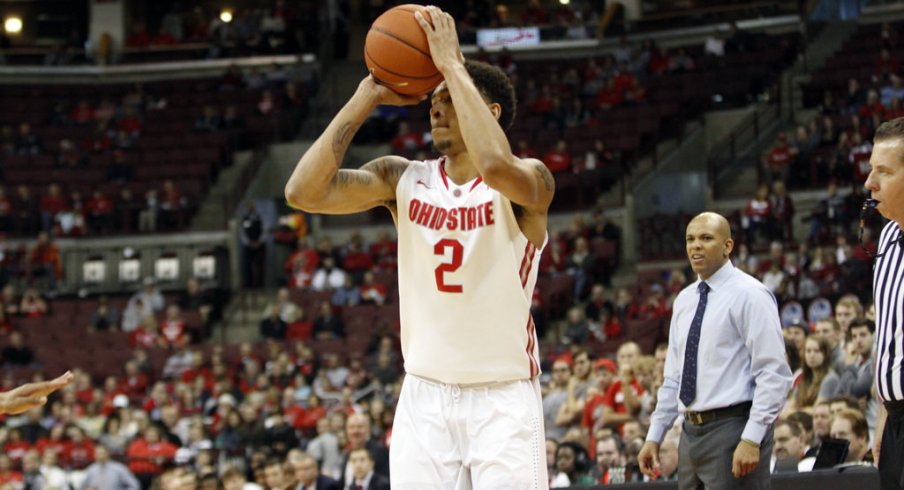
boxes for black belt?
[685,401,753,426]
[884,399,904,415]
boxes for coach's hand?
[638,441,661,479]
[0,371,73,415]
[731,439,760,478]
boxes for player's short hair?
[849,318,875,334]
[465,59,517,131]
[874,117,904,143]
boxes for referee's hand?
[638,441,661,479]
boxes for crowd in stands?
[122,2,322,62]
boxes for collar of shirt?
[696,259,734,291]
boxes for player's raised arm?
[416,7,554,213]
[285,76,422,215]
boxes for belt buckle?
[687,411,704,425]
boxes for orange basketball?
[364,4,443,96]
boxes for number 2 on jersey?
[434,238,463,293]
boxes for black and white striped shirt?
[874,221,904,402]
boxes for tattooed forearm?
[332,121,361,162]
[334,170,375,189]
[534,162,555,193]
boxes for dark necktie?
[679,281,709,406]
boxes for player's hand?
[0,371,73,415]
[637,441,661,479]
[415,7,465,73]
[731,440,760,479]
[357,76,426,106]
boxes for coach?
[638,212,792,489]
[865,118,904,490]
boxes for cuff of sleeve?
[741,421,767,445]
[647,423,668,444]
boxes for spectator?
[312,301,344,339]
[704,29,725,57]
[194,106,223,132]
[359,271,388,306]
[839,319,874,403]
[138,189,161,232]
[160,304,189,347]
[14,123,42,156]
[39,183,68,233]
[340,414,389,487]
[770,181,795,242]
[551,441,593,487]
[390,121,424,154]
[85,190,115,234]
[2,331,34,367]
[764,133,793,183]
[346,447,391,490]
[260,305,287,341]
[588,435,631,484]
[26,231,62,291]
[106,150,134,183]
[814,318,846,372]
[240,201,265,290]
[772,420,810,472]
[566,236,594,300]
[179,277,215,327]
[131,315,162,348]
[305,417,342,480]
[126,425,178,488]
[312,257,346,292]
[544,139,573,173]
[834,296,862,338]
[331,275,361,307]
[158,180,186,231]
[341,233,373,283]
[790,337,839,412]
[18,287,47,317]
[830,408,871,463]
[808,181,848,244]
[875,48,900,79]
[221,463,263,490]
[291,451,341,490]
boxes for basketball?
[364,4,443,96]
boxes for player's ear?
[488,102,502,121]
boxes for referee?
[865,118,904,490]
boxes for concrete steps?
[190,151,256,231]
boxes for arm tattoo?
[334,170,375,189]
[534,162,555,193]
[332,121,360,162]
[366,157,408,183]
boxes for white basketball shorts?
[389,374,549,490]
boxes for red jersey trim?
[438,157,450,190]
[525,316,539,377]
[437,157,485,193]
[519,241,537,287]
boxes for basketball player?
[285,6,554,489]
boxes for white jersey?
[395,157,546,384]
